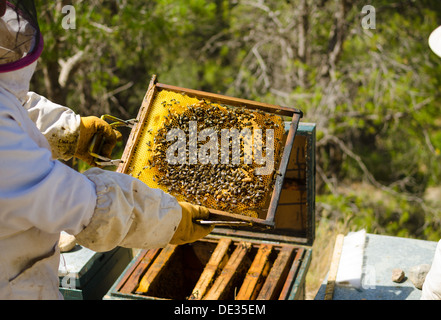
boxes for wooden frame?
[106,237,309,300]
[210,122,316,246]
[104,122,316,301]
[117,75,303,229]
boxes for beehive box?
[58,245,133,300]
[105,122,315,300]
[116,75,303,228]
[216,122,316,246]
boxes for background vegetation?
[31,0,441,297]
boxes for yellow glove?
[169,202,214,245]
[75,116,121,166]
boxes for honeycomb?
[126,89,286,218]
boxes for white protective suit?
[0,5,182,300]
[422,240,441,299]
[421,25,441,300]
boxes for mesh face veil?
[0,1,6,17]
[0,0,43,72]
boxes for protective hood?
[0,60,36,102]
[0,1,43,73]
[429,25,441,58]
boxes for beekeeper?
[421,25,441,300]
[0,0,213,299]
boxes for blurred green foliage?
[31,0,441,240]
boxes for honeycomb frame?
[117,75,303,229]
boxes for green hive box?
[58,243,133,300]
[104,122,316,300]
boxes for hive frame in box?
[105,237,311,300]
[105,122,316,301]
[212,122,316,246]
[117,75,303,229]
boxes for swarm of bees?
[133,93,285,217]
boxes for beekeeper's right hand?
[169,202,214,245]
[75,116,121,166]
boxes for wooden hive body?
[106,118,316,300]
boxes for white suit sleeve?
[0,109,96,236]
[75,168,182,252]
[1,102,182,252]
[23,91,80,161]
[421,240,441,300]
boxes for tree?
[31,0,441,240]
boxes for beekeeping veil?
[0,0,43,72]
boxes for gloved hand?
[58,232,77,252]
[74,116,121,166]
[169,202,214,245]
